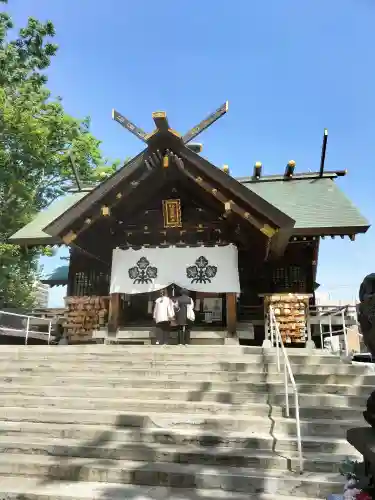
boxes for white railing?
[310,304,358,356]
[0,310,52,345]
[269,306,303,473]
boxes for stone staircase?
[0,345,372,499]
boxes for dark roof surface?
[243,177,369,230]
[8,174,369,244]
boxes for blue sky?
[5,0,375,306]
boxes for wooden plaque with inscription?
[162,199,182,228]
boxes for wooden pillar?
[108,293,120,333]
[226,292,237,335]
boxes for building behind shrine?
[9,104,370,345]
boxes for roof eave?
[43,150,147,238]
[292,225,370,236]
[178,147,296,230]
[8,236,60,246]
[40,279,68,287]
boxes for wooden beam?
[226,292,237,335]
[187,143,203,153]
[68,152,83,191]
[267,229,293,259]
[62,231,77,245]
[182,101,229,144]
[112,109,148,143]
[108,293,120,333]
[152,111,170,133]
[170,153,276,236]
[284,160,296,178]
[61,157,160,243]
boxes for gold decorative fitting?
[222,165,229,173]
[288,160,296,167]
[84,218,92,224]
[116,192,122,199]
[255,162,262,168]
[144,226,148,230]
[195,176,203,183]
[244,212,250,219]
[144,130,157,141]
[212,188,218,195]
[198,224,203,229]
[162,199,182,228]
[62,231,77,245]
[224,200,233,212]
[260,224,277,238]
[101,205,110,216]
[152,111,166,119]
[163,155,169,168]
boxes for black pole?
[69,152,82,191]
[319,128,328,177]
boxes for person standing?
[174,288,195,346]
[153,289,174,346]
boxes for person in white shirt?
[153,289,174,346]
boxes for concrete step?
[0,407,362,436]
[0,345,334,354]
[0,384,368,407]
[1,369,372,386]
[0,352,342,365]
[0,454,344,497]
[0,377,372,396]
[0,436,359,473]
[0,360,366,374]
[0,394,365,420]
[0,395,272,415]
[0,421,360,455]
[0,476,328,500]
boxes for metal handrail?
[0,310,52,345]
[269,305,303,473]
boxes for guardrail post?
[47,320,52,345]
[25,317,30,345]
[319,321,324,350]
[328,315,334,353]
[341,309,349,356]
[305,305,315,351]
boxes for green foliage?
[0,4,119,308]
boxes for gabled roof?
[8,173,369,245]
[41,145,294,240]
[41,265,69,286]
[42,150,148,238]
[242,175,369,233]
[9,192,87,245]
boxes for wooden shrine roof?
[9,172,369,246]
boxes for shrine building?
[9,103,370,345]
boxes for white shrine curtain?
[110,244,240,295]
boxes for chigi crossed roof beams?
[41,102,295,258]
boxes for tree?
[0,4,119,308]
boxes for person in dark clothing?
[174,288,195,345]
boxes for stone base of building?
[92,328,231,345]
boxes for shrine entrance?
[108,245,240,333]
[121,286,227,328]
